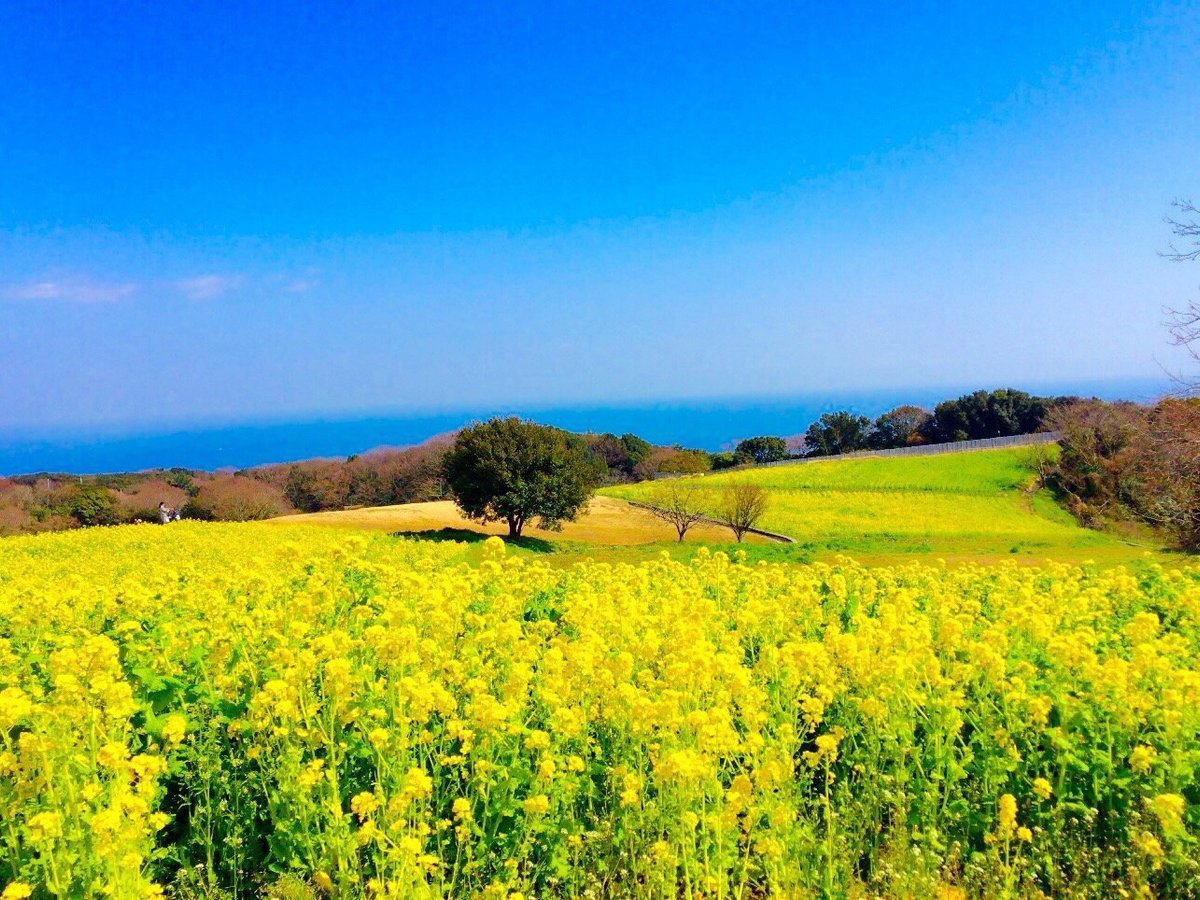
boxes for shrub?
[184,475,292,521]
[112,480,190,523]
[68,484,119,527]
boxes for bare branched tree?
[716,482,769,542]
[1167,303,1199,361]
[1163,199,1200,263]
[1162,199,1200,391]
[646,480,709,542]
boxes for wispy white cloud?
[173,274,245,300]
[4,271,301,305]
[284,278,318,294]
[265,270,321,295]
[1,279,140,304]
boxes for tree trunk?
[508,515,523,538]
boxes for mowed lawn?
[269,496,768,546]
[604,448,1169,566]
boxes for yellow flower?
[1032,778,1052,800]
[997,794,1018,838]
[97,741,130,769]
[297,759,325,790]
[1026,695,1053,727]
[402,767,433,800]
[161,713,187,746]
[1016,826,1032,842]
[803,731,842,767]
[1149,793,1186,831]
[350,792,379,820]
[1129,745,1157,774]
[2,883,34,899]
[727,773,753,804]
[90,807,123,837]
[524,729,551,752]
[522,794,550,816]
[312,870,334,893]
[0,687,32,729]
[1134,830,1164,866]
[130,754,167,779]
[619,773,642,808]
[27,811,63,843]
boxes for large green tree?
[587,432,654,481]
[442,418,605,538]
[734,436,788,464]
[921,389,1051,443]
[868,406,931,449]
[804,411,871,457]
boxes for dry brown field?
[269,496,768,545]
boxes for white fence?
[760,430,1062,466]
[653,431,1060,479]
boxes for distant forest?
[0,387,1128,536]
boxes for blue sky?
[2,1,1198,434]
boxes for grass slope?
[604,448,1167,566]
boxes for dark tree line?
[799,389,1073,458]
[0,428,679,535]
[265,442,451,513]
[703,388,1079,470]
[0,470,292,533]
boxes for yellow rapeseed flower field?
[0,522,1197,897]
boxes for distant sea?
[0,377,1173,476]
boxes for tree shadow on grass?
[392,527,556,553]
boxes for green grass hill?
[603,448,1167,566]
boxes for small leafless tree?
[716,482,769,542]
[1162,199,1200,392]
[647,480,709,542]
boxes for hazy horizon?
[0,374,1171,476]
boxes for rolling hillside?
[604,448,1161,565]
